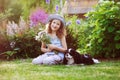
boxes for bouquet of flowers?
[35,31,58,54]
[35,31,51,44]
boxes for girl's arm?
[48,36,67,52]
[41,42,51,53]
[60,36,67,52]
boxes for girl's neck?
[49,31,57,38]
[51,30,57,34]
[51,31,57,35]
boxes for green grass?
[0,59,120,80]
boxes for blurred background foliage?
[85,0,120,58]
[0,0,64,22]
[0,0,120,59]
[0,0,67,59]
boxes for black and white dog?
[63,48,100,65]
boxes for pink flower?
[29,8,48,27]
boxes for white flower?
[35,36,40,41]
[35,31,51,44]
[10,41,16,48]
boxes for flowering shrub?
[11,29,41,58]
[65,16,81,50]
[65,15,91,52]
[29,8,48,27]
[1,17,42,59]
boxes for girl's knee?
[32,59,37,64]
[43,58,55,65]
[32,58,42,64]
[32,54,47,65]
[42,56,62,65]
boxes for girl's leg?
[43,55,62,65]
[32,54,48,64]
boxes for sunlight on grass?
[0,59,120,80]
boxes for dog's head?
[65,48,76,59]
[63,48,77,65]
[63,48,83,65]
[65,51,72,60]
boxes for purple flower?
[55,5,59,12]
[76,19,81,25]
[29,8,48,27]
[46,0,50,4]
[66,21,72,26]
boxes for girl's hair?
[46,19,66,39]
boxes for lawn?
[0,59,120,80]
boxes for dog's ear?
[68,48,72,52]
[68,48,76,53]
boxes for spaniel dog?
[63,48,100,65]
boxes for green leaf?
[107,26,115,32]
[98,38,103,43]
[14,48,20,51]
[116,43,120,49]
[114,35,120,41]
[116,30,120,34]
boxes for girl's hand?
[47,48,52,52]
[47,44,57,51]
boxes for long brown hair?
[46,19,66,39]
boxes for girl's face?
[50,19,61,32]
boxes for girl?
[32,14,67,65]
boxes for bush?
[65,15,92,52]
[10,29,42,58]
[0,9,13,53]
[1,17,43,59]
[66,28,79,50]
[85,1,120,58]
[65,15,80,50]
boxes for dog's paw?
[92,58,100,64]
